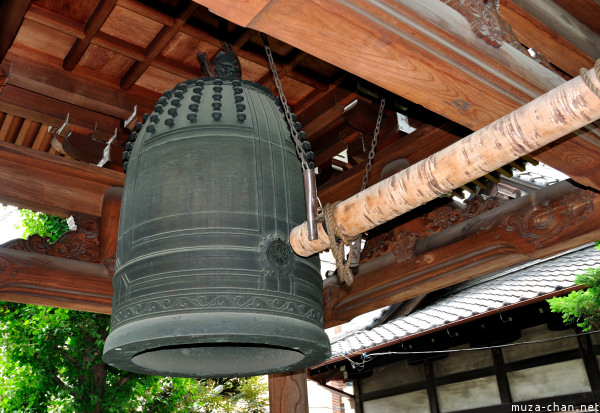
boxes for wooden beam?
[510,0,600,62]
[0,141,124,217]
[120,2,199,90]
[292,68,600,256]
[268,370,309,413]
[0,247,112,314]
[322,181,600,327]
[0,1,32,61]
[63,0,119,71]
[193,0,600,189]
[499,0,595,77]
[4,57,157,129]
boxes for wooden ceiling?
[2,0,597,202]
[1,0,600,325]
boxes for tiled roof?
[330,244,600,358]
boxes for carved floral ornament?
[0,215,118,275]
[441,0,552,68]
[2,216,101,262]
[503,190,595,247]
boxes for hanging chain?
[261,33,309,171]
[361,98,386,190]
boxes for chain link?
[262,34,310,170]
[361,98,386,191]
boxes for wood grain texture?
[0,140,124,217]
[268,370,309,413]
[0,247,112,314]
[499,0,594,77]
[0,0,32,61]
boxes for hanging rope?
[323,203,357,286]
[580,59,600,99]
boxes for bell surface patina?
[103,58,330,377]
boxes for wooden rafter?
[0,0,32,61]
[120,2,199,89]
[63,0,118,71]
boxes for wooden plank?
[190,0,270,27]
[63,0,119,71]
[268,371,309,413]
[13,119,38,147]
[0,84,121,134]
[120,2,199,90]
[31,123,53,152]
[0,140,124,218]
[0,247,112,314]
[6,57,155,123]
[322,181,600,327]
[511,0,600,61]
[499,0,594,77]
[25,3,85,39]
[554,0,600,37]
[0,0,32,61]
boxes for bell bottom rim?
[103,311,331,378]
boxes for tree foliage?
[547,242,600,332]
[0,211,268,412]
[16,210,69,242]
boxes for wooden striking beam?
[0,248,112,314]
[322,180,600,327]
[290,66,600,256]
[317,123,464,204]
[0,141,124,218]
[0,1,32,61]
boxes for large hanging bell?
[103,53,330,378]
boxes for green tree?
[547,242,600,332]
[16,210,69,243]
[0,211,268,412]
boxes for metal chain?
[261,33,310,170]
[361,98,386,190]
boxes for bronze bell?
[103,49,330,378]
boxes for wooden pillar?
[268,370,309,413]
[424,360,440,413]
[492,347,512,404]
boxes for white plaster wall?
[502,325,578,363]
[360,359,424,394]
[434,344,493,377]
[508,359,591,402]
[437,376,501,412]
[363,389,429,413]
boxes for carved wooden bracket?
[325,181,600,327]
[442,0,556,72]
[423,195,501,233]
[2,216,101,262]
